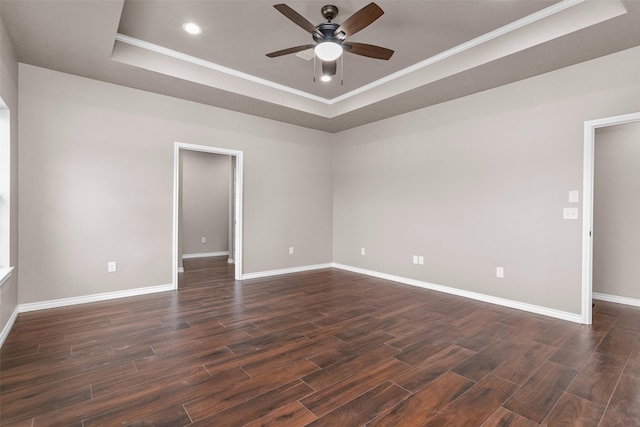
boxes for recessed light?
[182,22,202,35]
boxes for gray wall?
[332,46,640,315]
[593,121,640,299]
[181,150,231,256]
[10,40,640,316]
[0,7,19,337]
[18,64,333,304]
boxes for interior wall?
[181,151,231,256]
[18,64,333,305]
[0,7,19,336]
[332,46,640,316]
[593,121,640,299]
[12,39,640,317]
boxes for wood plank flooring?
[1,256,639,426]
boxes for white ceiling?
[2,0,640,133]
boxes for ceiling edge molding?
[329,0,587,104]
[112,0,626,120]
[114,33,331,105]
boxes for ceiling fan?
[266,2,394,81]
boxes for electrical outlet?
[108,261,117,273]
[496,267,504,278]
[563,207,579,220]
[361,248,366,256]
[201,236,206,244]
[289,247,294,255]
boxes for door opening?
[582,112,640,324]
[173,142,244,287]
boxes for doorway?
[582,112,640,324]
[173,142,243,286]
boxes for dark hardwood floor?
[1,256,639,426]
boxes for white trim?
[593,292,640,308]
[177,266,184,273]
[228,258,234,264]
[333,264,583,324]
[0,266,14,287]
[0,306,18,347]
[115,34,330,105]
[116,0,587,107]
[234,153,244,281]
[18,284,174,313]
[174,142,243,283]
[332,0,585,104]
[182,251,229,259]
[0,266,14,345]
[242,263,333,280]
[173,142,180,290]
[0,101,10,269]
[582,112,640,324]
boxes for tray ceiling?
[2,0,640,132]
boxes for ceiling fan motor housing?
[313,22,344,43]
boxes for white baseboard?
[4,262,590,346]
[0,306,19,348]
[19,283,176,313]
[182,251,229,259]
[332,263,583,324]
[242,263,333,280]
[593,292,640,308]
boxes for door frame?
[173,142,244,286]
[581,112,640,324]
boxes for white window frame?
[0,97,13,285]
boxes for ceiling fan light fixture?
[314,41,342,61]
[320,74,332,82]
[182,22,202,35]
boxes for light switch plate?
[569,191,579,203]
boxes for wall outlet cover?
[563,207,579,220]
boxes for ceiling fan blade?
[266,44,314,58]
[274,4,320,35]
[322,60,337,76]
[335,2,384,37]
[343,42,394,60]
